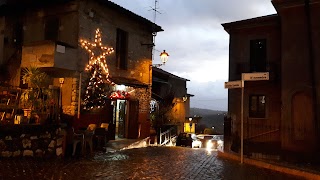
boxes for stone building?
[151,67,194,134]
[0,0,162,139]
[222,0,320,161]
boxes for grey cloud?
[156,0,276,26]
[110,0,276,27]
[109,0,275,110]
[187,80,228,110]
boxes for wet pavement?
[0,146,304,180]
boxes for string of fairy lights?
[80,28,114,83]
[80,28,115,109]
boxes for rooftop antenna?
[149,0,161,62]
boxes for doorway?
[291,91,316,151]
[292,92,314,140]
[115,100,126,138]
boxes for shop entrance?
[115,100,126,138]
[112,99,140,139]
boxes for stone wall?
[0,125,65,158]
[134,87,151,113]
[62,77,79,116]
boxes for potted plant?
[20,66,51,124]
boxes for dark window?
[249,95,266,118]
[116,29,128,70]
[4,37,9,44]
[250,39,266,72]
[14,23,23,46]
[45,17,59,40]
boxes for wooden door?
[291,91,315,151]
[127,100,139,139]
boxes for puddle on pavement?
[93,152,129,161]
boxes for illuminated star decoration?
[80,28,114,83]
[80,28,115,109]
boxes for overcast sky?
[110,0,276,111]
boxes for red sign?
[109,90,130,100]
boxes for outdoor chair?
[84,124,97,154]
[94,127,108,149]
[72,127,85,156]
[88,124,97,131]
[100,123,109,130]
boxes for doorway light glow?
[116,84,126,91]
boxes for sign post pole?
[240,72,269,164]
[226,72,269,164]
[225,80,244,163]
[240,80,244,164]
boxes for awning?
[110,76,149,88]
[151,92,163,100]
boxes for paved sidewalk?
[0,146,303,180]
[218,150,320,180]
[104,137,150,152]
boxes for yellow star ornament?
[79,28,114,80]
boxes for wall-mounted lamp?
[189,117,193,131]
[183,95,188,102]
[59,78,65,84]
[152,50,170,67]
[59,77,64,120]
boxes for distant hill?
[190,108,227,134]
[190,108,226,116]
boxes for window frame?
[44,17,60,41]
[116,28,128,70]
[250,39,267,72]
[249,94,266,118]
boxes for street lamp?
[189,117,193,133]
[152,50,169,67]
[59,78,64,121]
[160,50,169,64]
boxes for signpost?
[224,80,243,89]
[225,72,269,164]
[242,72,269,81]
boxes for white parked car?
[196,134,224,150]
[191,138,202,148]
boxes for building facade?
[222,0,320,161]
[151,67,194,134]
[0,0,162,139]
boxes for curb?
[217,150,320,180]
[120,137,150,150]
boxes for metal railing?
[246,129,280,141]
[159,126,177,146]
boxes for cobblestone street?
[0,147,304,180]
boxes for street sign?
[224,80,243,89]
[242,72,269,81]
